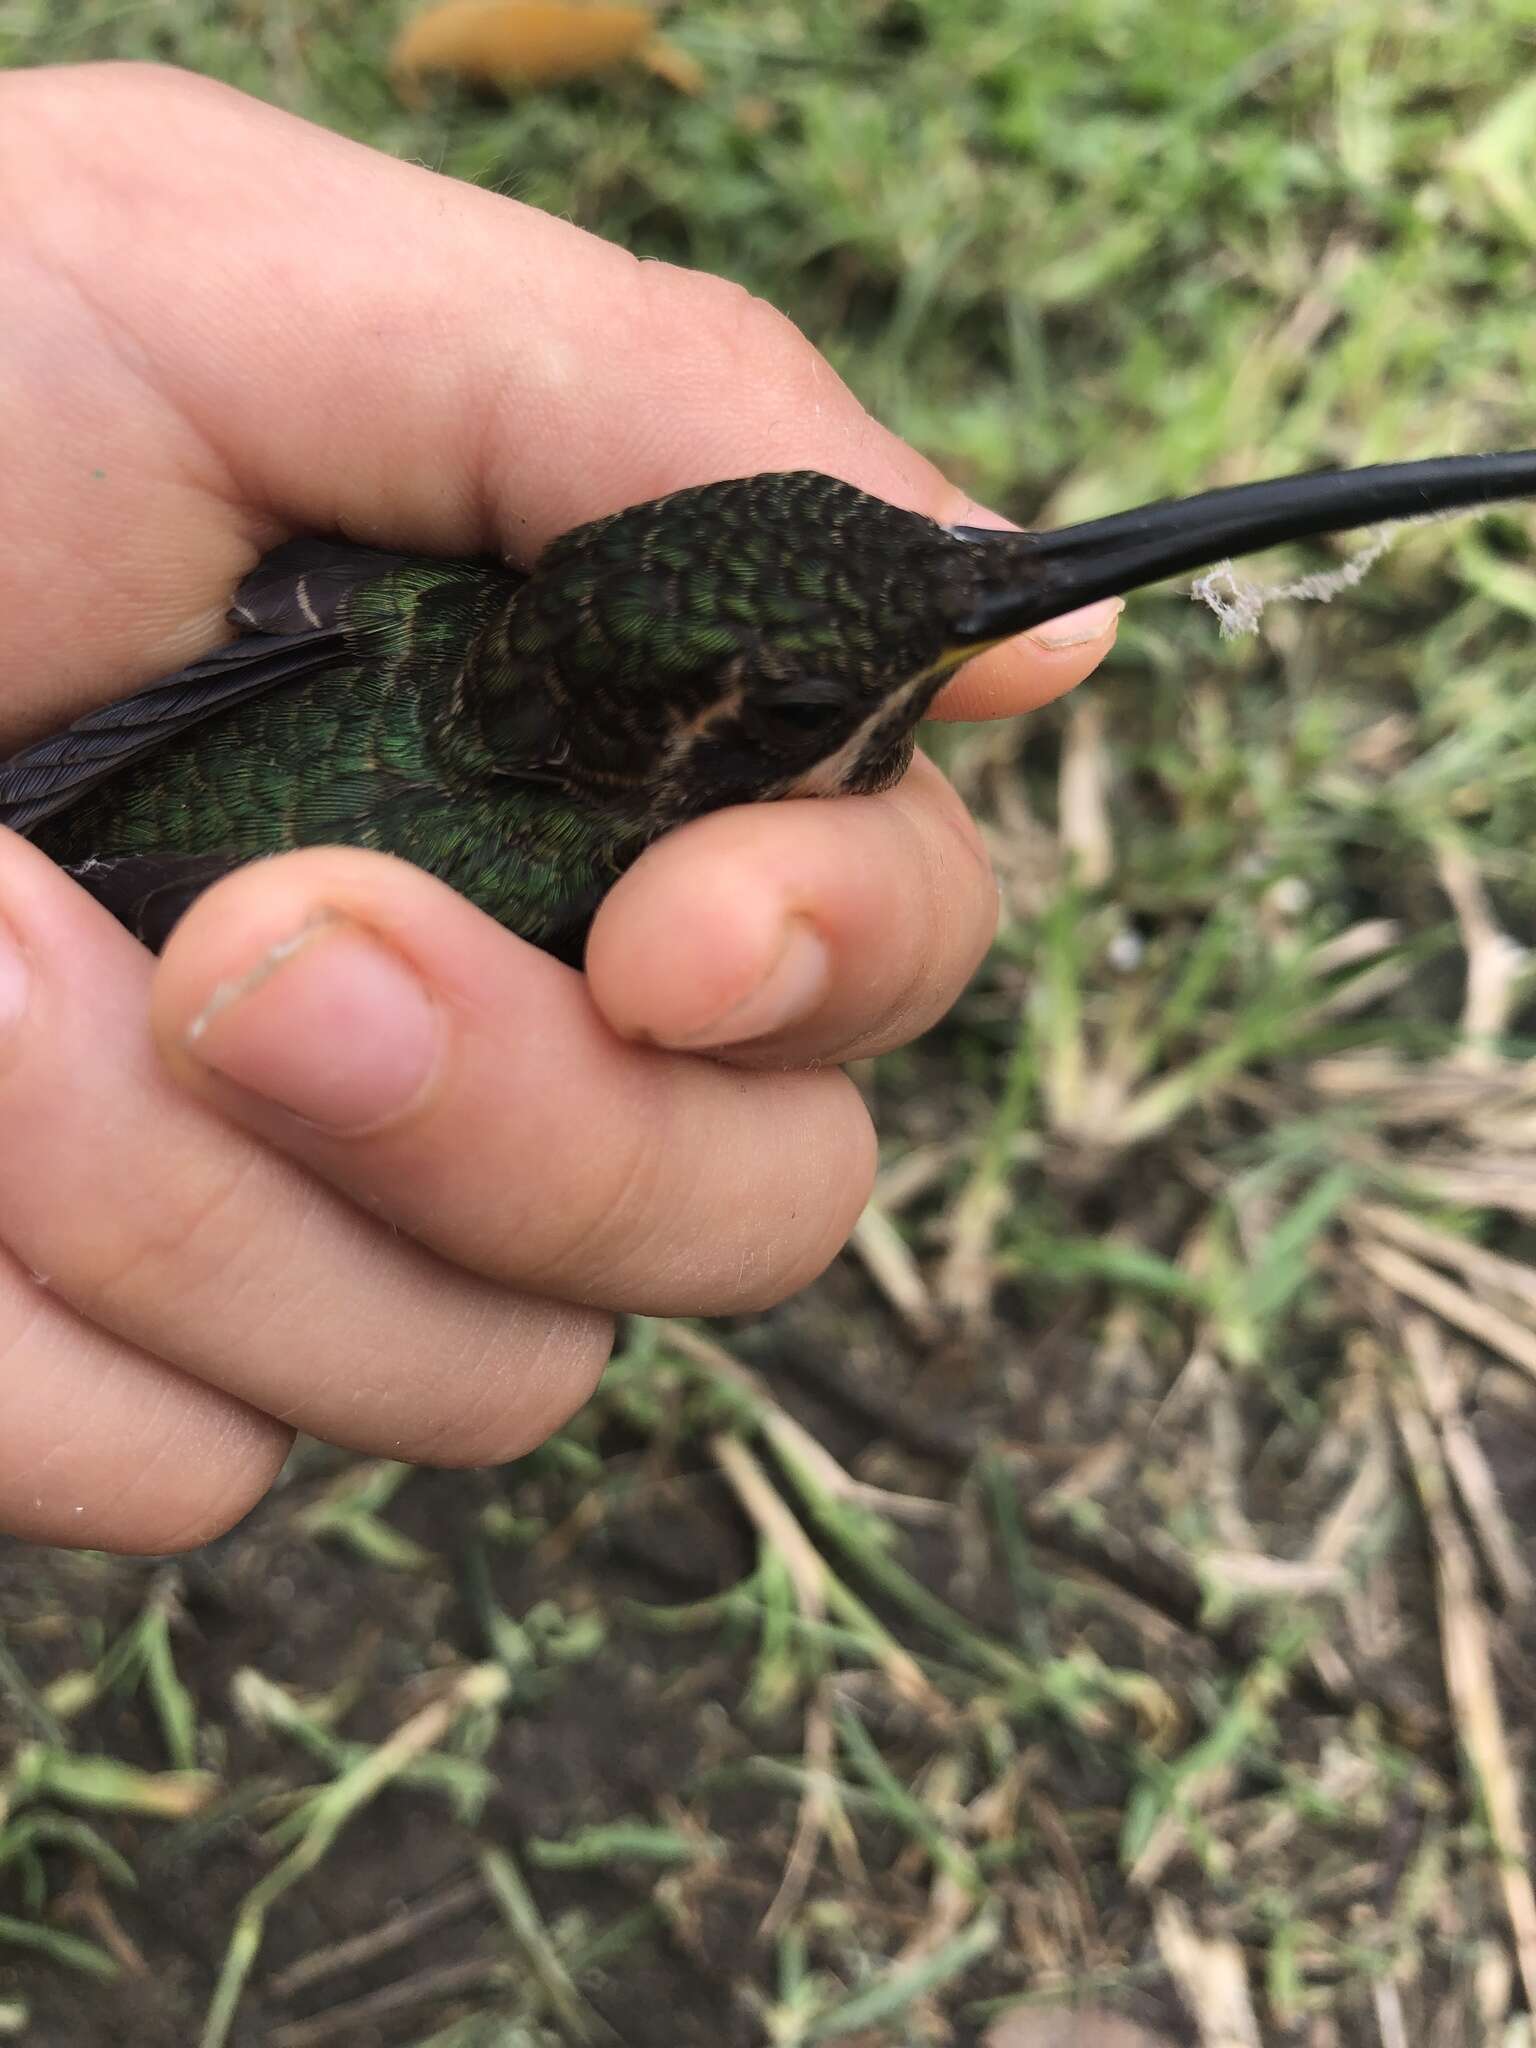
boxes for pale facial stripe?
[781,648,969,799]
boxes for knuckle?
[68,1144,277,1327]
[83,59,240,116]
[0,1273,50,1378]
[640,261,832,410]
[499,1080,673,1294]
[8,59,225,147]
[84,57,195,92]
[485,1063,869,1318]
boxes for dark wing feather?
[228,539,419,635]
[65,853,252,951]
[0,633,344,833]
[0,540,416,835]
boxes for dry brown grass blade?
[1151,1896,1262,2047]
[710,1432,828,1625]
[1059,697,1115,887]
[1309,918,1403,976]
[266,1875,483,1998]
[936,1171,1011,1326]
[658,1321,952,1525]
[269,1958,509,2048]
[1204,1372,1260,1551]
[1405,1154,1536,1222]
[1198,1553,1348,1598]
[1290,913,1413,1022]
[972,753,1063,927]
[757,1686,859,1940]
[850,1202,943,1342]
[1034,1438,1133,1515]
[1400,1315,1533,1605]
[1234,234,1361,389]
[54,1868,148,1975]
[1391,1372,1536,2017]
[1354,1236,1536,1382]
[1300,1393,1395,1691]
[1354,1202,1536,1318]
[1306,1403,1394,1572]
[873,1140,963,1215]
[1434,838,1530,1060]
[894,1859,974,1969]
[708,1431,944,1716]
[1371,1975,1411,2048]
[1307,1054,1536,1129]
[1311,954,1417,1019]
[1014,1772,1099,1956]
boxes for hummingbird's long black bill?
[949,449,1536,643]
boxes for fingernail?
[184,913,440,1131]
[1028,597,1124,649]
[0,919,28,1037]
[663,917,831,1050]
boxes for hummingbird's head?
[491,448,1536,832]
[497,472,1005,826]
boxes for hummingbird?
[4,452,1534,962]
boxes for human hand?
[0,62,1120,1552]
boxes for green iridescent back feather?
[32,557,645,954]
[16,473,986,956]
[12,456,1536,959]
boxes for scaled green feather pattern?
[7,455,1536,960]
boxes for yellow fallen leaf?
[636,36,705,96]
[391,1,665,98]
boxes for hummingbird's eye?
[757,683,849,736]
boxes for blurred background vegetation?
[2,5,1535,2045]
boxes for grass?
[2,1,1536,2042]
